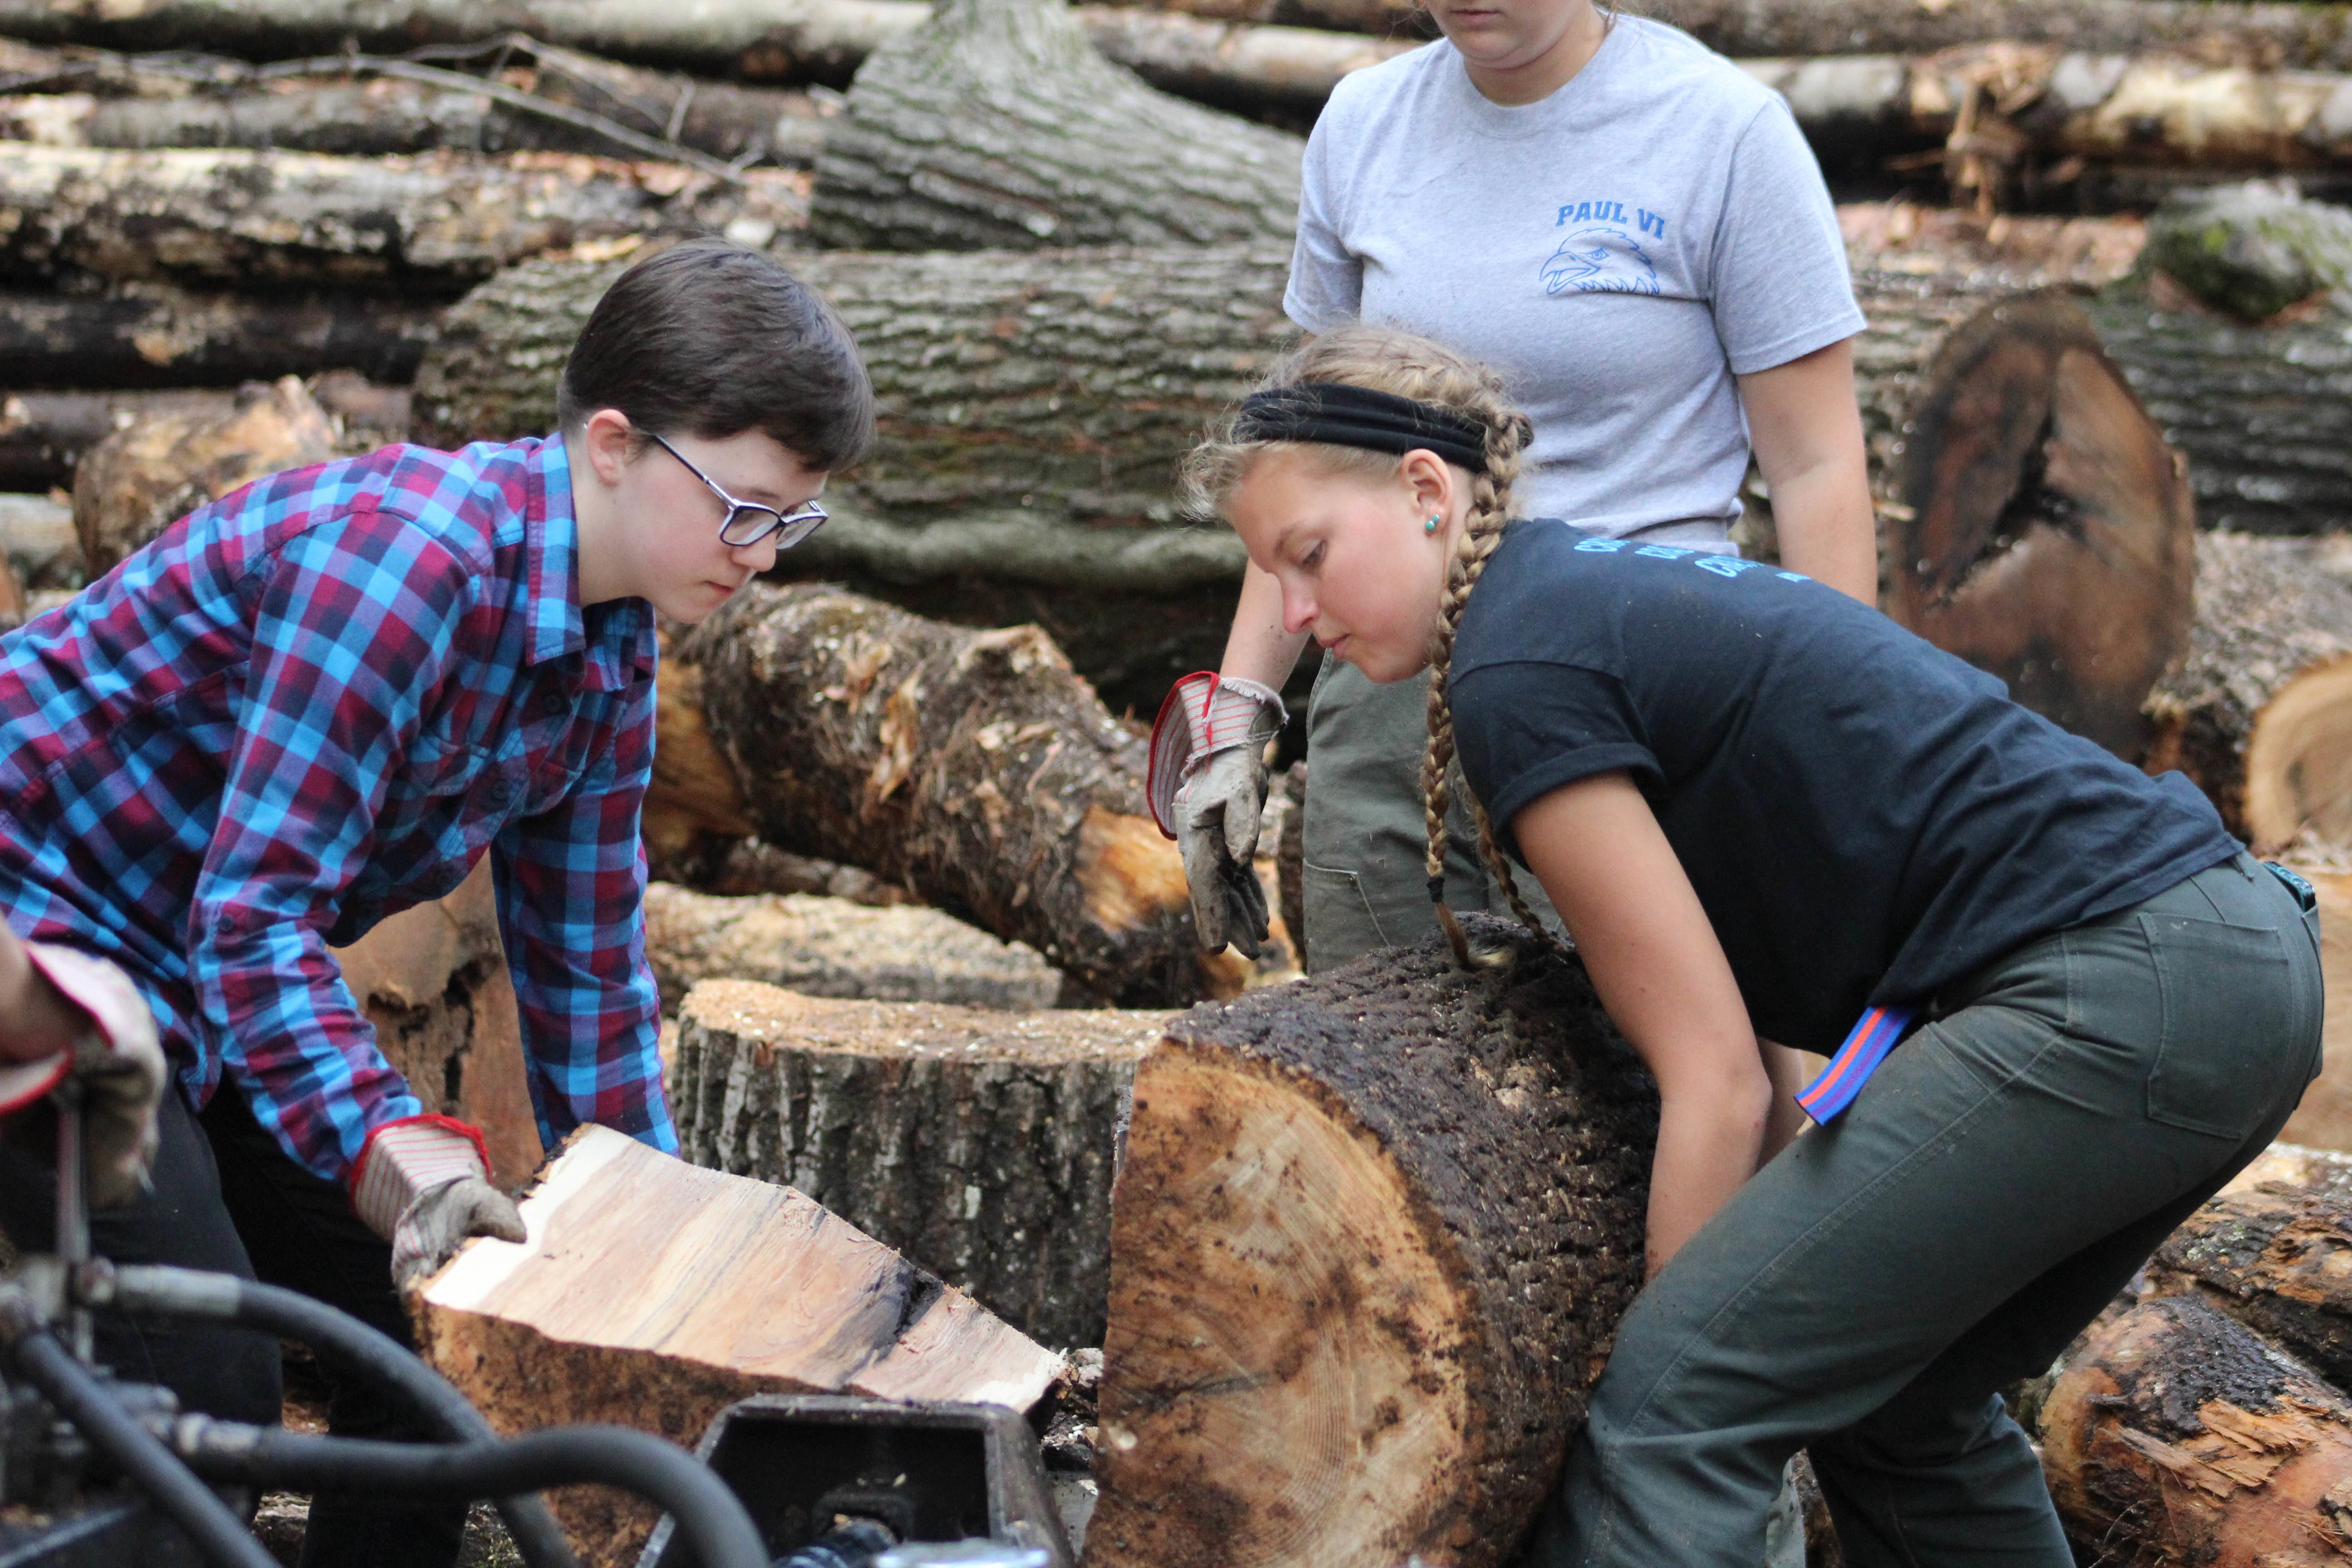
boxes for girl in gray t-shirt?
[1170,1,1875,983]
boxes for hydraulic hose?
[101,1264,578,1568]
[6,1327,279,1568]
[175,1421,769,1568]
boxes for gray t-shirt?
[1287,17,1866,539]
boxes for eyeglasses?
[650,432,829,550]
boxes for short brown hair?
[556,239,876,472]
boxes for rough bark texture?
[1090,916,1657,1568]
[673,583,1238,1007]
[671,977,1169,1347]
[1841,203,2147,288]
[2152,1177,2352,1397]
[0,379,402,496]
[0,493,78,592]
[71,374,343,575]
[414,1122,1065,1568]
[641,881,1062,1013]
[807,0,1300,252]
[1886,289,2195,760]
[2083,289,2352,538]
[695,839,920,907]
[0,282,441,390]
[2143,532,2352,846]
[0,142,805,293]
[2040,1293,2352,1567]
[410,243,1296,522]
[328,860,541,1188]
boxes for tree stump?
[415,1123,1064,1568]
[671,978,1169,1347]
[673,583,1238,1006]
[808,0,1300,251]
[1088,916,1657,1568]
[642,883,1062,1013]
[2040,1293,2352,1567]
[2143,532,2352,846]
[1885,289,2195,760]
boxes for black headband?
[1233,383,1490,473]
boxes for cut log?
[1840,202,2146,288]
[2276,867,2352,1155]
[415,1121,1065,1568]
[329,860,541,1189]
[0,492,80,592]
[0,377,404,497]
[2150,1175,2352,1397]
[2143,532,2352,847]
[0,283,438,393]
[1089,916,1657,1568]
[806,0,1300,252]
[697,839,921,908]
[1885,289,2195,760]
[2039,1293,2352,1567]
[2139,181,2352,323]
[642,882,1062,1013]
[670,583,1239,1007]
[671,977,1169,1346]
[0,143,806,293]
[72,375,345,577]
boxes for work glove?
[352,1115,527,1290]
[0,943,166,1210]
[1148,673,1285,958]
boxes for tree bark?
[1883,289,2194,761]
[72,374,345,575]
[806,0,1300,252]
[672,582,1243,1008]
[2150,1177,2352,1398]
[414,1121,1065,1568]
[0,283,440,391]
[2039,1293,2352,1567]
[0,142,803,294]
[1089,916,1657,1568]
[0,493,79,592]
[2142,532,2352,847]
[642,882,1062,1013]
[670,976,1168,1347]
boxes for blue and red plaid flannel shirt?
[0,435,675,1183]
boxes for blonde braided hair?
[1182,324,1549,970]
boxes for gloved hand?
[1172,677,1284,958]
[352,1115,527,1290]
[0,941,167,1210]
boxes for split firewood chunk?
[672,978,1168,1348]
[1089,916,1657,1568]
[415,1122,1063,1568]
[643,882,1062,1013]
[2041,1293,2352,1568]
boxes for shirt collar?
[524,436,654,692]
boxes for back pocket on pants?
[2143,912,2299,1138]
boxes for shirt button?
[218,911,240,935]
[538,691,567,718]
[486,778,514,807]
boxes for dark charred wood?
[0,284,440,392]
[1886,289,2194,761]
[2152,1177,2352,1397]
[1091,916,1657,1568]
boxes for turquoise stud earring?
[1425,513,1442,534]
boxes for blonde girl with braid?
[1185,324,2321,1568]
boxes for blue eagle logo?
[1542,226,1663,297]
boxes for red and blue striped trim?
[1795,1006,1916,1124]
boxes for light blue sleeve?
[1707,97,1867,375]
[1283,106,1362,333]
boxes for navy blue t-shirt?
[1447,521,2239,1053]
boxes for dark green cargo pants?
[1520,852,2324,1567]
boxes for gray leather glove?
[390,1177,527,1290]
[1180,745,1272,958]
[0,942,167,1210]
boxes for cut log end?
[2244,655,2352,849]
[1092,1044,1477,1568]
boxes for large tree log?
[2150,1174,2352,1397]
[1089,917,1657,1568]
[0,143,804,293]
[2039,1293,2352,1567]
[642,882,1062,1013]
[2143,532,2352,847]
[670,583,1237,1007]
[415,1122,1065,1568]
[807,0,1300,251]
[1883,289,2195,760]
[672,977,1169,1347]
[0,283,440,391]
[0,492,78,592]
[0,378,404,497]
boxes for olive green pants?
[1525,852,2324,1567]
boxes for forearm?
[1757,1039,1809,1165]
[1221,564,1312,688]
[1770,459,1877,606]
[1647,1070,1772,1277]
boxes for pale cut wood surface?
[417,1123,1062,1566]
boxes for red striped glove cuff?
[351,1115,492,1240]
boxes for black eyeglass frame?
[649,432,829,550]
